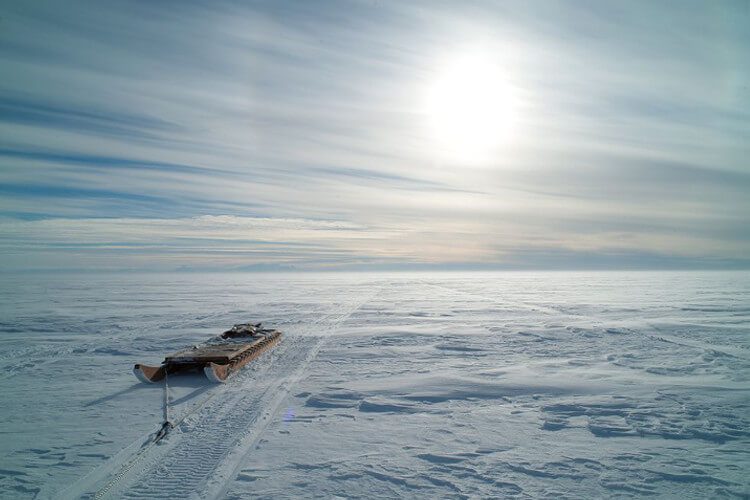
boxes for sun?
[426,54,515,163]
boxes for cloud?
[0,1,748,270]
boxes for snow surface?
[0,271,749,499]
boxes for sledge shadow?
[169,384,212,405]
[84,383,148,407]
[166,373,214,405]
[84,373,213,407]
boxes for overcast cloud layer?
[1,0,748,271]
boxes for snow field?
[0,272,748,498]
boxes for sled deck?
[134,324,281,384]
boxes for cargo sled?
[134,323,282,384]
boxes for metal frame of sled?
[133,329,281,384]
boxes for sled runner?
[133,323,282,384]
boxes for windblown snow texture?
[0,272,748,498]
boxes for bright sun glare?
[426,54,515,163]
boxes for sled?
[134,324,282,384]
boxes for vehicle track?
[422,280,749,359]
[205,291,377,500]
[116,336,314,499]
[418,280,562,316]
[84,289,377,499]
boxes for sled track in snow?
[85,290,378,499]
[418,280,562,316]
[422,281,750,360]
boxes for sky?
[0,0,748,271]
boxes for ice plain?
[0,271,748,498]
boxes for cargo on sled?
[133,323,282,384]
